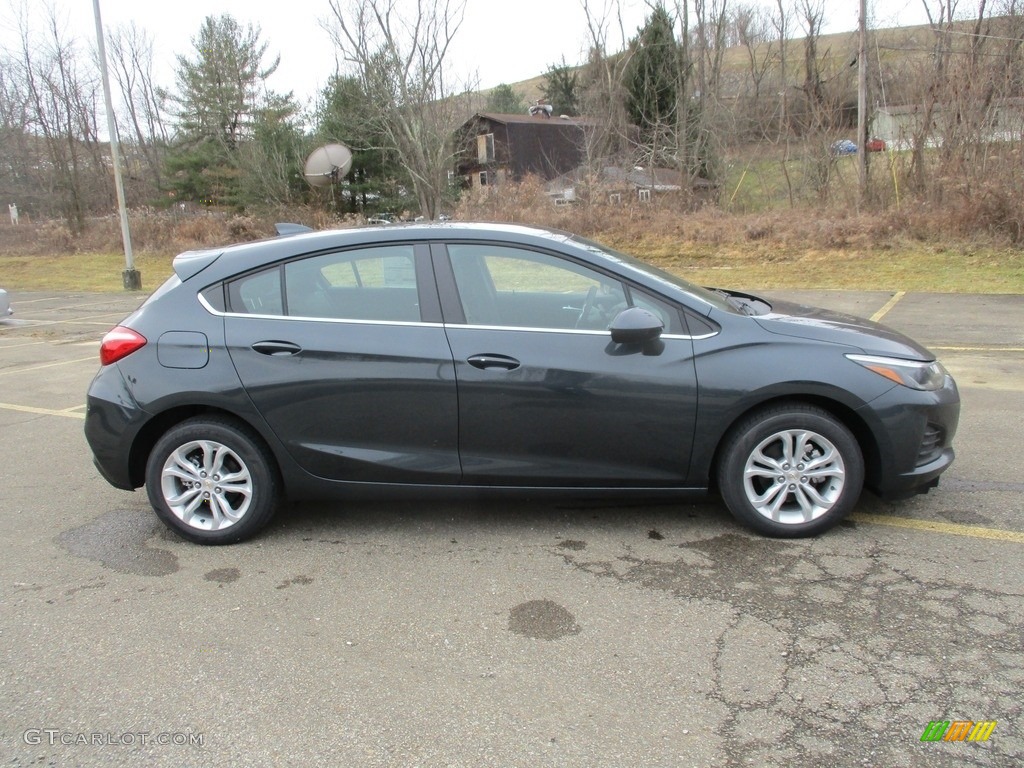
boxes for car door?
[436,242,699,486]
[224,243,460,484]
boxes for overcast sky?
[4,0,933,109]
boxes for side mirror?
[609,307,664,344]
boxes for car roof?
[173,222,577,282]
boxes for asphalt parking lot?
[1,288,1022,767]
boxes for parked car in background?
[85,223,960,545]
[866,138,887,152]
[830,139,857,156]
[0,288,12,317]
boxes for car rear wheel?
[145,417,279,544]
[717,404,864,537]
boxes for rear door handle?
[467,354,520,371]
[252,340,302,356]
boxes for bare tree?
[903,0,1023,224]
[107,22,168,190]
[796,0,827,131]
[323,0,472,219]
[733,3,778,141]
[576,0,633,169]
[687,0,731,182]
[10,3,106,231]
[771,0,790,139]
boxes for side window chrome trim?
[448,321,710,340]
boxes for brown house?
[455,112,597,189]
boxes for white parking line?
[11,310,127,325]
[0,356,96,376]
[18,298,135,312]
[0,340,48,349]
[0,402,85,419]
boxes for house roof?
[548,165,687,192]
[878,97,1024,116]
[470,112,600,127]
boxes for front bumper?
[861,374,960,500]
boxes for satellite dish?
[303,143,353,187]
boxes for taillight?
[100,326,147,365]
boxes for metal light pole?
[92,0,141,290]
[857,0,869,200]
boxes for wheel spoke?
[791,485,818,521]
[800,482,835,509]
[805,464,844,481]
[169,449,201,480]
[206,492,230,527]
[166,485,201,507]
[747,447,784,475]
[211,491,242,524]
[804,446,838,472]
[181,491,207,518]
[766,484,791,518]
[776,435,792,466]
[750,479,787,509]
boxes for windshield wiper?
[710,288,757,316]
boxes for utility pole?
[857,0,869,200]
[92,0,141,290]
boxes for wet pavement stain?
[56,509,179,576]
[204,567,241,584]
[508,599,581,640]
[276,575,314,589]
[557,539,587,551]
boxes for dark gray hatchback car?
[85,222,960,544]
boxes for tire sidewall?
[719,406,865,538]
[145,417,278,545]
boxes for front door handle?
[252,340,302,356]
[467,353,520,371]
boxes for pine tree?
[624,5,681,143]
[164,14,293,206]
[541,61,580,117]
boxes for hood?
[753,299,934,360]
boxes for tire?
[717,404,864,538]
[145,417,280,545]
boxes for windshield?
[568,234,737,313]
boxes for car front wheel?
[717,404,864,538]
[145,417,279,544]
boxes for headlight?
[846,354,948,391]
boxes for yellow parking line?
[0,356,96,376]
[852,512,1024,543]
[931,346,1024,352]
[0,402,85,420]
[870,291,906,322]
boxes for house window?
[638,188,651,202]
[479,171,488,187]
[477,133,495,163]
[608,192,621,205]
